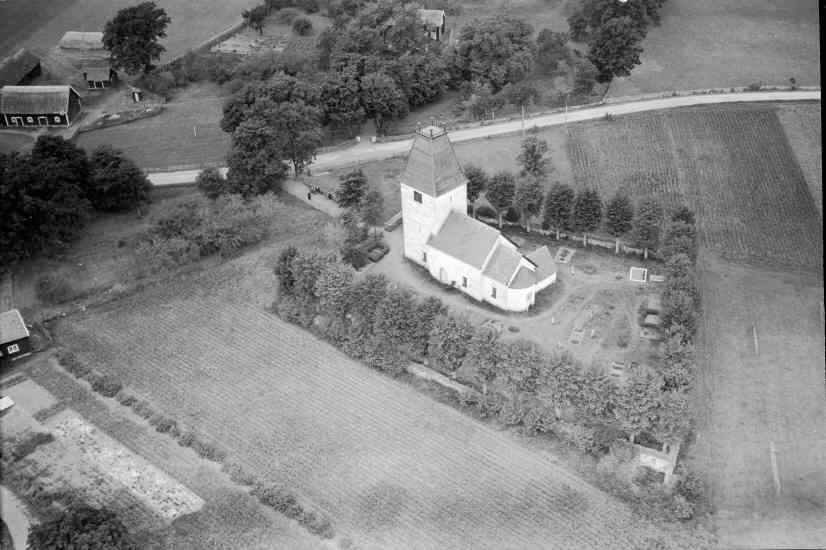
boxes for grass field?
[777,103,822,219]
[49,257,705,550]
[0,0,257,64]
[608,0,820,97]
[689,256,826,548]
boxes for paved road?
[1,486,32,550]
[147,90,820,186]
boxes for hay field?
[778,102,822,219]
[689,256,826,548]
[52,270,687,550]
[0,0,257,64]
[566,102,823,271]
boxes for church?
[400,126,557,312]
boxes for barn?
[58,31,105,51]
[0,310,31,366]
[0,49,41,86]
[0,85,83,127]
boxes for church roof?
[428,211,501,270]
[527,246,557,281]
[482,242,523,286]
[402,126,466,196]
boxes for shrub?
[26,505,138,550]
[10,432,55,462]
[177,430,196,447]
[300,509,335,539]
[131,399,155,420]
[341,246,367,269]
[475,205,497,219]
[497,398,526,426]
[522,406,555,436]
[56,349,92,378]
[251,483,303,517]
[671,494,695,520]
[136,70,176,98]
[552,420,602,455]
[504,206,520,223]
[154,416,178,435]
[477,393,504,418]
[275,7,301,23]
[36,273,77,304]
[115,390,137,407]
[196,167,228,199]
[292,16,313,35]
[222,459,258,486]
[191,436,227,462]
[91,373,122,397]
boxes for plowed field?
[54,281,686,550]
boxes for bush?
[191,436,227,462]
[497,398,526,426]
[671,494,695,520]
[222,459,258,486]
[275,7,301,23]
[522,406,555,436]
[36,273,77,304]
[504,206,520,223]
[341,246,367,269]
[131,399,155,420]
[477,393,504,418]
[300,509,335,539]
[136,70,176,98]
[251,483,303,517]
[115,390,137,407]
[292,16,313,35]
[475,205,497,219]
[154,416,178,435]
[56,349,92,378]
[552,420,602,455]
[90,373,122,398]
[10,431,55,462]
[177,430,196,447]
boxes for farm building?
[81,63,116,89]
[59,31,105,51]
[0,310,31,365]
[417,9,446,41]
[643,314,662,328]
[0,85,82,127]
[0,49,41,86]
[401,126,556,312]
[645,294,662,314]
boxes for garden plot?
[1,379,57,415]
[45,410,204,522]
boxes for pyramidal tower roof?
[402,125,466,196]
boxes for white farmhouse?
[401,126,557,312]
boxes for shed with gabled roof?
[0,49,41,86]
[0,85,82,127]
[59,31,105,51]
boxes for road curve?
[147,90,820,186]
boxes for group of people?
[306,185,334,202]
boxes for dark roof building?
[81,62,116,88]
[0,49,41,86]
[0,85,83,127]
[59,31,105,51]
[402,125,466,196]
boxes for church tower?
[400,126,468,266]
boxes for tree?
[517,136,550,177]
[360,71,409,135]
[103,2,171,74]
[566,0,664,42]
[652,389,692,445]
[226,116,289,197]
[572,188,602,237]
[452,16,536,92]
[242,5,269,34]
[514,176,544,232]
[463,164,487,216]
[398,51,450,108]
[659,325,695,390]
[320,68,366,133]
[27,505,137,550]
[459,80,503,120]
[30,135,90,184]
[500,82,540,111]
[360,188,384,233]
[292,17,314,36]
[660,220,698,262]
[336,169,368,208]
[542,183,574,238]
[614,363,663,442]
[88,146,152,211]
[500,339,543,394]
[426,314,474,373]
[464,327,503,394]
[314,261,356,322]
[536,29,569,74]
[275,245,299,295]
[605,192,634,236]
[587,16,645,83]
[410,296,447,359]
[632,198,663,258]
[572,56,599,96]
[671,205,695,226]
[372,286,417,352]
[196,167,227,199]
[485,171,517,228]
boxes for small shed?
[417,9,446,41]
[643,314,662,328]
[0,49,41,86]
[59,31,105,51]
[81,62,116,89]
[0,85,83,127]
[645,294,662,314]
[0,309,31,365]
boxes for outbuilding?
[0,49,41,86]
[82,63,116,89]
[0,310,31,365]
[417,9,446,41]
[58,31,105,51]
[0,85,82,127]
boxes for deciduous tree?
[103,2,171,74]
[464,327,503,394]
[660,220,698,262]
[485,171,517,228]
[614,363,663,442]
[196,167,227,199]
[336,169,368,208]
[360,71,409,134]
[514,175,544,232]
[242,5,269,34]
[463,164,487,216]
[426,314,474,372]
[605,192,634,236]
[410,296,447,359]
[88,146,152,211]
[226,115,289,196]
[517,136,550,177]
[632,198,663,257]
[587,16,645,83]
[27,505,138,550]
[536,29,569,74]
[572,188,602,236]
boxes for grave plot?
[554,247,575,264]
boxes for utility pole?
[564,93,569,134]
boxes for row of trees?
[0,136,151,267]
[275,247,692,449]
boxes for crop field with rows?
[568,103,823,271]
[51,274,702,550]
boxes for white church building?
[401,126,557,312]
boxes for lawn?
[0,132,34,155]
[688,256,826,548]
[1,0,258,64]
[50,255,698,550]
[608,0,821,97]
